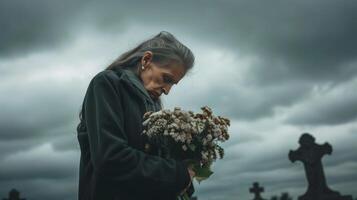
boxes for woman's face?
[139,52,186,100]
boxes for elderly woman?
[76,31,196,200]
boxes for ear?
[141,51,153,67]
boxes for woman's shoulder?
[90,68,153,102]
[90,69,143,95]
[92,69,126,83]
[89,69,133,90]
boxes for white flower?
[174,118,180,124]
[142,118,150,126]
[202,138,207,146]
[201,151,208,160]
[182,145,188,151]
[142,106,231,166]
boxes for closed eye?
[163,75,175,84]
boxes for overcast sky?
[1,0,356,199]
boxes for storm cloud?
[1,0,356,199]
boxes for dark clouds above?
[0,0,86,58]
[85,0,357,85]
[2,0,357,87]
[1,0,357,200]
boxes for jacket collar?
[112,67,162,111]
[120,69,153,102]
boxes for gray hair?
[106,31,195,73]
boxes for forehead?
[158,62,186,79]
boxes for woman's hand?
[188,167,195,179]
[179,167,195,195]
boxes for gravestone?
[270,196,279,200]
[2,189,26,200]
[250,182,266,200]
[289,133,353,200]
[280,192,292,200]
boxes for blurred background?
[0,0,356,199]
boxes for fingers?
[180,181,192,195]
[180,166,195,195]
[188,168,195,179]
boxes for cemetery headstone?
[2,189,26,200]
[280,192,292,200]
[271,196,279,200]
[289,133,352,200]
[250,182,266,200]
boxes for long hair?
[77,31,195,129]
[106,31,195,72]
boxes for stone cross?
[2,189,26,200]
[270,196,278,200]
[250,182,265,200]
[279,193,292,200]
[289,133,352,200]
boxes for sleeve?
[83,71,191,195]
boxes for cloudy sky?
[1,0,357,199]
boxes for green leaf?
[182,192,190,200]
[182,160,214,184]
[184,159,198,168]
[193,165,213,184]
[188,144,196,151]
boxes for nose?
[161,84,172,95]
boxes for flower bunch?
[142,106,230,184]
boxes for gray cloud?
[0,144,78,181]
[286,78,357,125]
[0,0,87,58]
[3,0,357,85]
[88,0,357,85]
[0,70,83,163]
[164,63,312,120]
[1,0,357,200]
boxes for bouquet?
[142,106,230,200]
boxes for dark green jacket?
[77,68,191,200]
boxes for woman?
[76,31,196,200]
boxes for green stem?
[177,192,190,200]
[182,192,190,200]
